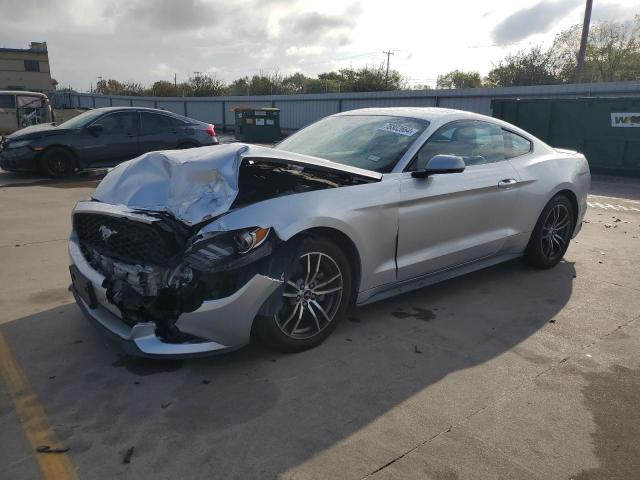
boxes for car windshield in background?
[57,109,105,129]
[276,115,429,173]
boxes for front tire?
[524,194,575,269]
[255,237,353,353]
[39,147,76,178]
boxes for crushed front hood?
[93,143,381,226]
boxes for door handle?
[498,179,518,188]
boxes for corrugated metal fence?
[52,81,640,132]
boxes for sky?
[0,0,639,91]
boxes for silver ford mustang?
[68,107,590,357]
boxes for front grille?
[74,213,176,266]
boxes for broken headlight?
[235,227,270,254]
[185,227,272,271]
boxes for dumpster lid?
[232,107,280,112]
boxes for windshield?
[276,115,429,173]
[57,109,105,129]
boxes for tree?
[186,73,227,96]
[228,77,251,96]
[150,80,179,97]
[316,65,405,92]
[486,46,562,87]
[553,15,640,82]
[95,79,124,95]
[120,81,145,96]
[487,15,640,87]
[282,73,313,94]
[436,70,483,89]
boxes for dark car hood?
[6,123,70,140]
[93,143,381,225]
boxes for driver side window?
[411,121,505,170]
[99,112,137,136]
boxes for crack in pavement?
[0,238,67,249]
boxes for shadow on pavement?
[590,174,640,201]
[1,259,576,479]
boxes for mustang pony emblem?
[99,225,118,241]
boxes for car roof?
[335,107,496,123]
[88,106,180,115]
[333,106,543,142]
[0,90,48,97]
[83,106,205,123]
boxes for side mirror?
[87,124,104,135]
[411,154,465,178]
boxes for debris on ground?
[549,319,556,324]
[414,345,423,354]
[122,447,135,464]
[345,338,352,342]
[36,445,70,454]
[202,379,211,384]
[161,402,172,409]
[604,224,612,228]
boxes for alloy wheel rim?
[541,204,571,260]
[275,251,343,340]
[49,156,67,174]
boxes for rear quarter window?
[503,130,532,159]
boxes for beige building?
[0,42,56,93]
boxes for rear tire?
[524,194,575,269]
[255,236,353,353]
[39,147,76,178]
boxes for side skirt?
[356,253,522,306]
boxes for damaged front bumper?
[68,214,283,358]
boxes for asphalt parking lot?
[0,164,639,479]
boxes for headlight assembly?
[185,227,272,271]
[7,140,31,149]
[235,227,270,254]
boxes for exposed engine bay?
[74,154,376,344]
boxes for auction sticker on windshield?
[379,123,419,136]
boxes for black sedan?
[0,107,219,177]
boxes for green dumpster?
[233,107,281,142]
[492,96,640,176]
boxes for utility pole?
[383,50,395,86]
[575,0,593,83]
[174,73,177,89]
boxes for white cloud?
[1,0,638,90]
[150,63,173,78]
[285,45,328,57]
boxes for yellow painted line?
[0,331,78,480]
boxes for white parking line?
[588,194,640,205]
[587,201,640,212]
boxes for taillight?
[206,124,216,137]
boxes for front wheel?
[39,147,76,178]
[255,237,353,353]
[524,194,575,269]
